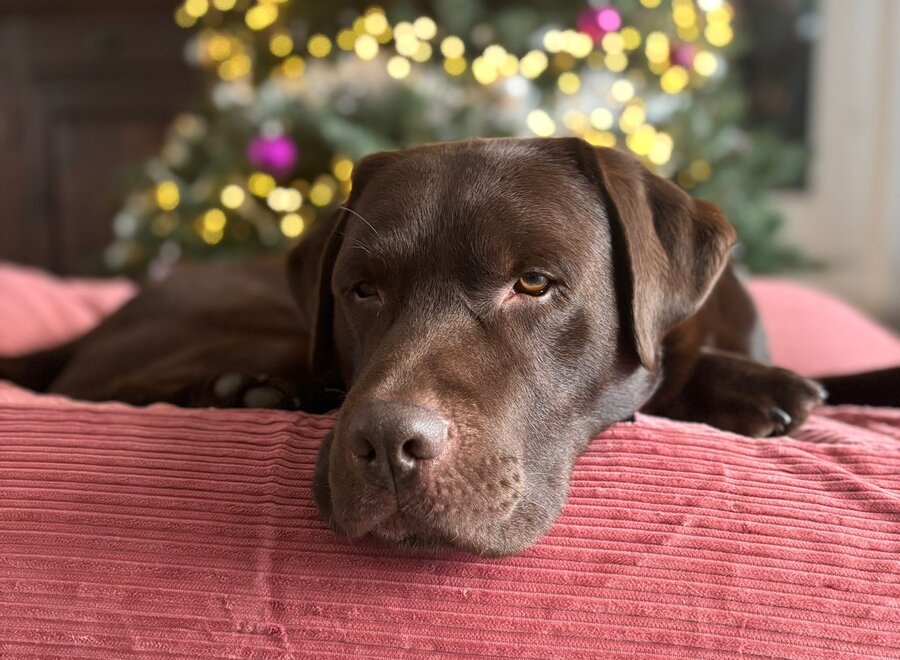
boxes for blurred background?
[0,0,896,327]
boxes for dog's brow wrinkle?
[340,204,381,238]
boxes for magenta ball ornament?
[577,6,623,44]
[247,135,299,178]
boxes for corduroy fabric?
[1,383,898,659]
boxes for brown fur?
[5,137,885,555]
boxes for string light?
[673,6,698,29]
[267,187,303,212]
[202,208,227,232]
[601,32,624,54]
[690,159,713,181]
[269,33,293,58]
[280,213,305,238]
[705,22,734,47]
[444,57,467,76]
[605,52,628,72]
[590,108,614,130]
[364,11,388,36]
[527,110,556,137]
[648,132,674,165]
[245,3,278,31]
[411,42,433,63]
[395,33,419,57]
[281,55,305,78]
[155,181,180,211]
[619,104,646,133]
[621,27,642,50]
[558,72,581,94]
[183,0,209,19]
[440,36,465,59]
[207,34,233,61]
[220,184,245,209]
[413,17,437,40]
[307,34,332,58]
[471,57,497,85]
[693,50,718,76]
[660,65,690,94]
[645,31,670,64]
[332,158,354,182]
[354,34,379,60]
[611,79,635,103]
[387,55,411,79]
[309,176,337,207]
[519,50,548,79]
[543,30,565,53]
[563,111,590,133]
[218,53,251,80]
[174,7,196,28]
[163,1,743,262]
[626,124,657,156]
[584,130,616,147]
[248,172,276,197]
[337,29,357,51]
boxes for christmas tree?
[108,0,808,279]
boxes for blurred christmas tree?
[108,0,809,279]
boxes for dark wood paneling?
[0,1,199,275]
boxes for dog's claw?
[243,385,287,409]
[769,406,792,436]
[213,372,245,400]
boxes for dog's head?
[288,137,735,555]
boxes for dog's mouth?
[312,428,546,555]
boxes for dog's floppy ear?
[286,209,347,389]
[286,150,399,389]
[575,143,736,370]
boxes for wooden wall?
[0,0,199,275]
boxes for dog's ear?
[573,142,737,370]
[286,150,399,388]
[286,210,347,389]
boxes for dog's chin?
[312,432,552,556]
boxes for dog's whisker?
[340,204,381,238]
[348,239,373,255]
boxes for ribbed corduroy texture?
[1,384,898,659]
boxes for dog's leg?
[643,348,825,437]
[0,340,79,392]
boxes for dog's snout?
[348,401,450,482]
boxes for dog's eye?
[514,272,552,297]
[351,281,378,300]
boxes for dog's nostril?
[348,401,450,479]
[350,436,377,461]
[401,432,445,461]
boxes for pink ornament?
[577,6,622,44]
[577,8,605,43]
[247,135,299,178]
[596,7,622,33]
[671,43,698,68]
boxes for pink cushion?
[0,262,136,356]
[1,264,900,656]
[1,384,898,657]
[748,278,900,377]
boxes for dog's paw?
[211,372,300,410]
[655,351,826,438]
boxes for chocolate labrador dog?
[2,138,892,555]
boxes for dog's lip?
[373,512,412,538]
[339,502,397,538]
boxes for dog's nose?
[348,401,449,483]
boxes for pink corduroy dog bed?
[1,262,899,659]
